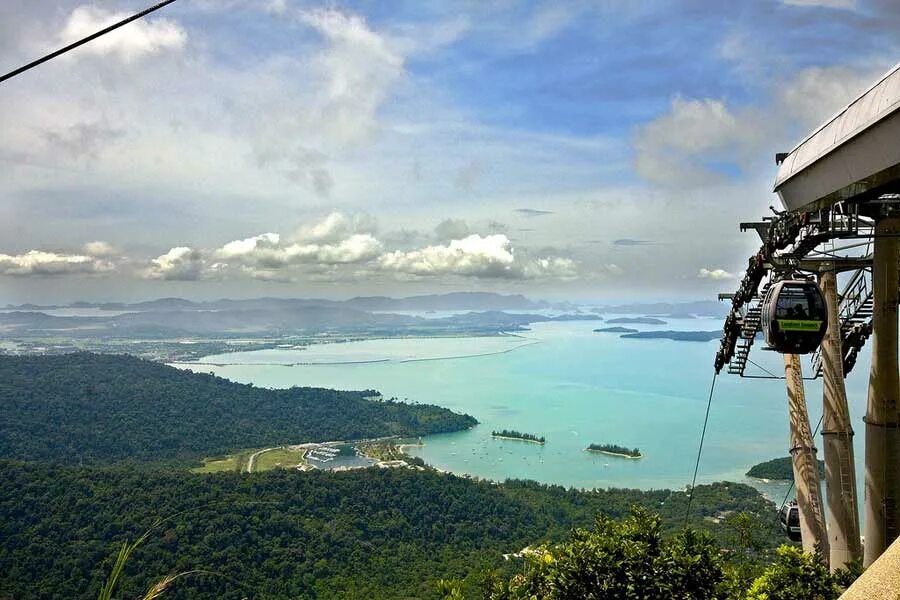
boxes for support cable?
[684,371,718,527]
[747,358,780,379]
[0,0,178,84]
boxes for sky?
[0,0,897,304]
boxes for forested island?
[593,326,639,333]
[620,330,721,342]
[586,443,643,458]
[606,317,667,325]
[747,456,825,481]
[492,429,546,444]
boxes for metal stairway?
[810,267,873,378]
[728,284,768,376]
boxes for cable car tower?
[715,62,900,570]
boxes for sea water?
[179,317,872,501]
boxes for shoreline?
[176,338,539,368]
[492,434,545,445]
[585,448,642,459]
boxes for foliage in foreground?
[0,462,780,600]
[746,545,842,600]
[468,517,860,600]
[484,508,722,600]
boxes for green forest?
[0,353,843,599]
[0,461,782,600]
[0,353,476,464]
[746,457,825,481]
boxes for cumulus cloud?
[294,212,377,244]
[58,5,186,62]
[144,247,206,281]
[211,214,383,279]
[0,250,111,276]
[633,97,766,187]
[634,64,887,188]
[83,241,115,257]
[523,256,578,279]
[698,268,735,280]
[378,234,576,279]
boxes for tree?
[745,545,838,600]
[485,507,723,599]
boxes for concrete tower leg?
[785,353,830,560]
[864,216,900,567]
[819,269,862,569]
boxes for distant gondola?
[779,501,801,542]
[761,280,827,354]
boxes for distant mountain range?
[599,300,727,318]
[0,306,598,339]
[9,292,558,313]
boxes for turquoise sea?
[177,317,872,502]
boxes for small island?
[619,330,721,342]
[747,456,825,481]
[492,429,546,444]
[586,443,642,459]
[606,317,667,325]
[593,326,639,333]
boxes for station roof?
[774,63,900,212]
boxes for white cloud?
[0,250,110,276]
[58,6,186,63]
[83,241,115,257]
[212,214,383,277]
[378,234,576,279]
[299,8,404,146]
[698,268,735,280]
[633,63,887,189]
[633,97,767,187]
[294,212,377,244]
[144,247,206,281]
[523,257,578,279]
[285,234,383,265]
[781,0,858,9]
[217,233,282,260]
[777,65,884,128]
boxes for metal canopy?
[774,62,900,213]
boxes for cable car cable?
[684,371,718,527]
[0,0,179,85]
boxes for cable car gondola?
[779,501,801,541]
[761,280,827,354]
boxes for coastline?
[585,448,642,459]
[492,434,545,445]
[176,337,539,368]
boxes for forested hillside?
[0,353,476,464]
[0,461,779,600]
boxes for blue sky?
[0,0,897,303]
